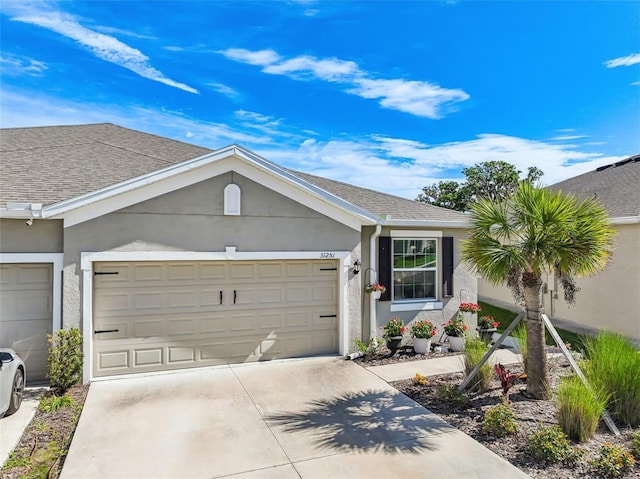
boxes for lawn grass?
[478,300,587,352]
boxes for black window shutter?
[378,236,392,301]
[442,236,454,297]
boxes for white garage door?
[0,263,53,381]
[93,260,339,377]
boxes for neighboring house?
[479,155,640,341]
[0,124,473,382]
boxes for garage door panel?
[93,260,339,377]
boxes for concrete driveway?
[61,357,529,479]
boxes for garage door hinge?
[319,314,337,318]
[94,271,119,276]
[320,267,337,271]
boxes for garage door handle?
[220,290,223,305]
[94,329,119,334]
[233,290,237,304]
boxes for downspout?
[369,223,382,340]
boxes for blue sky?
[1,1,638,199]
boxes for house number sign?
[320,252,336,258]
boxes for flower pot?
[385,336,403,354]
[371,290,382,299]
[477,327,497,344]
[413,337,432,355]
[448,335,465,352]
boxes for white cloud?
[604,53,640,68]
[0,53,48,76]
[6,2,198,94]
[550,135,588,141]
[207,82,239,98]
[632,81,640,86]
[219,48,469,119]
[1,87,628,199]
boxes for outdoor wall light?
[353,259,361,275]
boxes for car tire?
[6,368,24,416]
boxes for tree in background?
[461,181,615,399]
[416,161,543,211]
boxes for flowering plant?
[411,320,437,339]
[478,315,500,329]
[365,283,386,294]
[458,302,482,313]
[442,318,467,337]
[383,317,405,338]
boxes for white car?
[0,348,26,418]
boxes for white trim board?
[0,253,64,332]
[80,250,352,382]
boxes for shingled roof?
[549,155,640,218]
[0,123,466,223]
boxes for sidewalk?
[364,348,522,382]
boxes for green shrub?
[481,402,518,437]
[436,384,469,408]
[589,443,636,478]
[353,337,383,357]
[583,332,640,427]
[463,338,492,392]
[39,394,76,413]
[512,324,528,368]
[527,425,584,464]
[556,374,607,442]
[631,432,640,459]
[47,328,83,394]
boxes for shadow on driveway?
[266,388,452,454]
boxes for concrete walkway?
[61,356,529,479]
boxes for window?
[392,238,437,301]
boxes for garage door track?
[61,357,528,479]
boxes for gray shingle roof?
[549,155,640,218]
[0,123,466,222]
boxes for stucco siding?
[61,173,362,333]
[0,219,63,253]
[479,223,640,341]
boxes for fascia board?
[43,144,375,230]
[381,219,470,228]
[610,216,640,225]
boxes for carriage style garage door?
[92,260,339,377]
[0,263,53,381]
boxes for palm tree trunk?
[523,273,551,399]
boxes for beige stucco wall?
[0,218,63,253]
[479,222,640,341]
[358,226,475,343]
[61,172,363,346]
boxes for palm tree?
[461,181,615,399]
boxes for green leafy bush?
[463,338,492,392]
[589,443,636,478]
[353,337,383,357]
[436,384,469,408]
[631,432,640,459]
[39,394,76,413]
[556,374,607,442]
[527,425,584,464]
[48,328,83,394]
[583,332,640,427]
[481,402,518,437]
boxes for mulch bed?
[356,347,640,478]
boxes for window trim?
[391,236,439,303]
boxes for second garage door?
[92,260,339,377]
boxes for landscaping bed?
[386,354,639,478]
[1,384,89,479]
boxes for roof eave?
[381,218,470,228]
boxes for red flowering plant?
[458,302,482,313]
[383,317,405,338]
[442,318,467,337]
[411,320,437,339]
[365,283,386,294]
[478,315,500,329]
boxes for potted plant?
[477,315,500,344]
[383,317,405,354]
[365,283,386,299]
[458,302,481,338]
[442,318,467,351]
[411,320,436,354]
